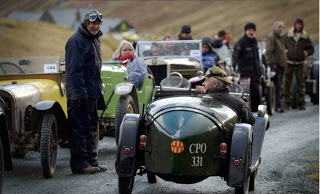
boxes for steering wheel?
[0,62,25,75]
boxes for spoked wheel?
[119,176,135,194]
[235,143,252,194]
[115,95,138,144]
[40,113,58,178]
[147,172,158,183]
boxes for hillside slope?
[0,0,318,59]
[0,18,118,59]
[1,0,318,42]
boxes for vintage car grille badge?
[171,140,185,154]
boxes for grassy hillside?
[0,0,318,59]
[0,18,119,60]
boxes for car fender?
[115,114,140,177]
[227,123,253,187]
[32,100,67,137]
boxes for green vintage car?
[98,60,154,142]
[0,56,154,179]
[115,74,269,194]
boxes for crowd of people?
[64,8,314,175]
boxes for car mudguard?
[251,108,269,172]
[115,114,140,177]
[32,100,67,136]
[227,123,252,187]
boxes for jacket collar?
[287,27,308,39]
[78,23,103,39]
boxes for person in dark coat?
[232,22,262,112]
[283,17,314,110]
[178,25,193,40]
[212,30,226,48]
[65,9,107,174]
[202,66,255,125]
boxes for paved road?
[3,102,319,194]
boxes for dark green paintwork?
[145,96,238,176]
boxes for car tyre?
[0,139,3,194]
[147,172,158,183]
[115,95,138,144]
[118,176,134,194]
[40,113,58,179]
[266,82,275,115]
[235,142,251,194]
[249,168,258,191]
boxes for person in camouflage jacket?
[265,21,287,112]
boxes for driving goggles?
[205,68,226,77]
[88,13,103,22]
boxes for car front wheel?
[40,113,58,178]
[115,95,138,144]
[119,176,135,194]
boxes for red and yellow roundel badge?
[171,140,185,154]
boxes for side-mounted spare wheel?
[40,113,58,178]
[115,95,138,144]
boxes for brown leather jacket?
[283,27,314,64]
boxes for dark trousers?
[250,76,261,112]
[272,65,285,109]
[283,64,305,105]
[67,100,98,172]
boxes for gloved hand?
[79,99,88,112]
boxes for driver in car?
[202,66,255,125]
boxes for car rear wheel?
[40,113,58,178]
[249,168,258,191]
[147,172,158,183]
[115,95,138,144]
[235,143,251,194]
[118,176,134,194]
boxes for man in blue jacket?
[65,9,107,174]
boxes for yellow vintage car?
[0,56,155,179]
[0,56,67,178]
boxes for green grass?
[0,18,118,60]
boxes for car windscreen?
[0,56,60,75]
[136,40,202,61]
